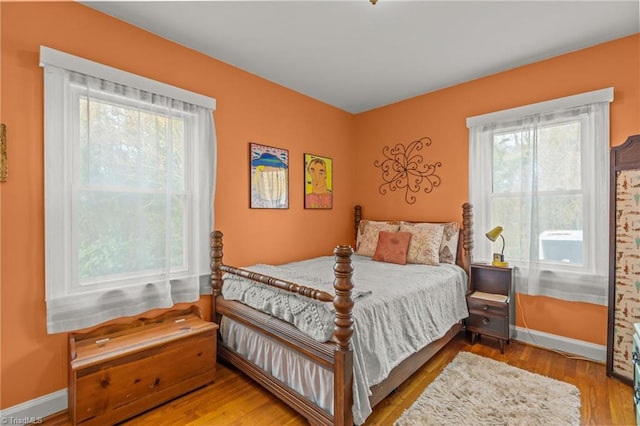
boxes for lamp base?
[492,253,508,267]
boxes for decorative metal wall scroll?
[373,136,442,204]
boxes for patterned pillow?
[439,222,460,264]
[372,231,412,265]
[356,220,400,257]
[402,221,460,264]
[399,223,444,265]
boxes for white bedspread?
[222,263,371,341]
[221,254,469,424]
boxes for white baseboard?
[513,326,606,362]
[0,389,67,423]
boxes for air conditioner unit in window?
[539,230,583,264]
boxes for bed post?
[462,203,474,284]
[210,231,224,323]
[333,245,354,426]
[354,205,362,245]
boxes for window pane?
[492,119,584,266]
[78,191,165,280]
[493,130,531,194]
[492,193,583,265]
[493,121,581,194]
[79,97,185,190]
[78,191,185,280]
[537,121,581,191]
[77,96,188,283]
[77,191,186,281]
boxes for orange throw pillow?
[372,231,412,265]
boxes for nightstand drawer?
[467,297,508,316]
[466,313,508,339]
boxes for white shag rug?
[395,351,581,426]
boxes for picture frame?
[304,153,333,209]
[249,143,289,209]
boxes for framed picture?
[304,153,333,209]
[249,143,289,209]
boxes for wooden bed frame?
[210,203,474,425]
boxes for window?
[468,88,613,305]
[41,47,216,333]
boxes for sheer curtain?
[41,47,216,333]
[469,89,612,305]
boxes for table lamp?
[486,226,509,267]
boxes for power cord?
[515,292,601,362]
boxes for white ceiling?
[82,0,639,114]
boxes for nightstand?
[466,263,514,353]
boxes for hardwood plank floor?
[41,333,634,425]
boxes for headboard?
[352,203,474,276]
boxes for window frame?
[488,113,591,273]
[68,86,197,292]
[40,46,216,333]
[467,88,613,305]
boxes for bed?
[210,203,474,425]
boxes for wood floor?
[42,332,634,426]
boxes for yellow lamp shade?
[485,226,504,242]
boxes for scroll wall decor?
[373,136,441,204]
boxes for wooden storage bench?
[68,306,217,425]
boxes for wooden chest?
[68,306,217,425]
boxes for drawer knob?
[482,317,490,325]
[95,338,110,347]
[150,377,161,388]
[482,305,489,311]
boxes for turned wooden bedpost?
[462,203,474,286]
[354,205,362,245]
[332,245,354,426]
[210,231,224,323]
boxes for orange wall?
[354,34,640,346]
[1,1,639,412]
[0,2,355,409]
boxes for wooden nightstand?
[465,263,514,353]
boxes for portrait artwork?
[304,153,333,209]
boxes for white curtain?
[42,52,216,333]
[469,92,611,305]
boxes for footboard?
[210,232,354,426]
